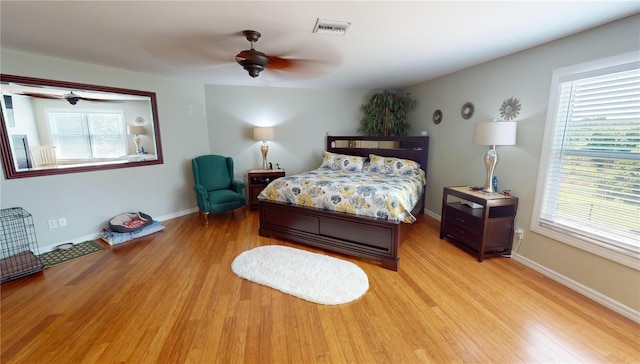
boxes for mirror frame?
[0,74,163,179]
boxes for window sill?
[530,223,640,270]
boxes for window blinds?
[539,68,640,250]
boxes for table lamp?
[127,125,145,154]
[472,120,517,194]
[253,127,275,169]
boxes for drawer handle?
[455,217,465,223]
[454,228,465,235]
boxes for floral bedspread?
[257,169,425,223]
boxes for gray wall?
[405,14,640,313]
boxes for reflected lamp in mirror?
[472,120,517,194]
[253,127,275,170]
[127,125,145,154]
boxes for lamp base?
[482,146,498,194]
[261,142,269,170]
[134,135,141,155]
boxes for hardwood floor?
[1,211,638,363]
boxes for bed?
[258,135,429,270]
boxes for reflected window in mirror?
[0,75,163,179]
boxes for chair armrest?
[193,184,210,211]
[230,180,245,194]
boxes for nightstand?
[247,169,285,210]
[440,186,518,261]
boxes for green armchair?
[192,155,247,226]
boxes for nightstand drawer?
[247,169,285,210]
[250,176,279,184]
[444,205,483,233]
[443,219,481,249]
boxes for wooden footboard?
[258,196,423,270]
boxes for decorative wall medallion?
[500,97,521,120]
[461,102,474,119]
[433,109,443,124]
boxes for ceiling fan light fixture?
[235,49,270,78]
[64,92,81,105]
[244,64,264,78]
[313,18,351,36]
[236,31,271,78]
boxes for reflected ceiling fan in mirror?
[18,90,117,105]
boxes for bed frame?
[258,135,429,271]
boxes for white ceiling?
[1,1,638,90]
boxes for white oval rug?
[231,245,369,305]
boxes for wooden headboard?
[326,135,429,174]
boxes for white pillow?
[363,154,421,177]
[318,151,366,172]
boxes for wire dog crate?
[0,207,44,283]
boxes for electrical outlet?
[58,217,67,227]
[515,228,524,234]
[48,219,58,229]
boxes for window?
[532,52,640,269]
[48,111,126,160]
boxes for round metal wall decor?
[500,97,521,120]
[461,102,474,119]
[433,109,443,124]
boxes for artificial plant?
[358,90,416,136]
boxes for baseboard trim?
[425,209,638,323]
[38,207,199,254]
[423,209,440,220]
[512,253,640,323]
[155,207,199,222]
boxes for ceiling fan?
[234,30,305,78]
[16,90,115,105]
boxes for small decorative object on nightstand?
[248,169,285,210]
[440,186,518,261]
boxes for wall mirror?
[0,74,163,179]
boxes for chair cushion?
[207,190,246,212]
[208,190,245,205]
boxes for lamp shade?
[127,125,145,136]
[253,127,275,141]
[472,121,517,146]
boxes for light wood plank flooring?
[1,211,638,363]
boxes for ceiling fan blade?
[265,55,338,75]
[146,32,242,69]
[265,56,292,70]
[20,92,62,100]
[68,94,117,103]
[80,97,117,102]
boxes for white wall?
[405,15,640,313]
[0,50,209,249]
